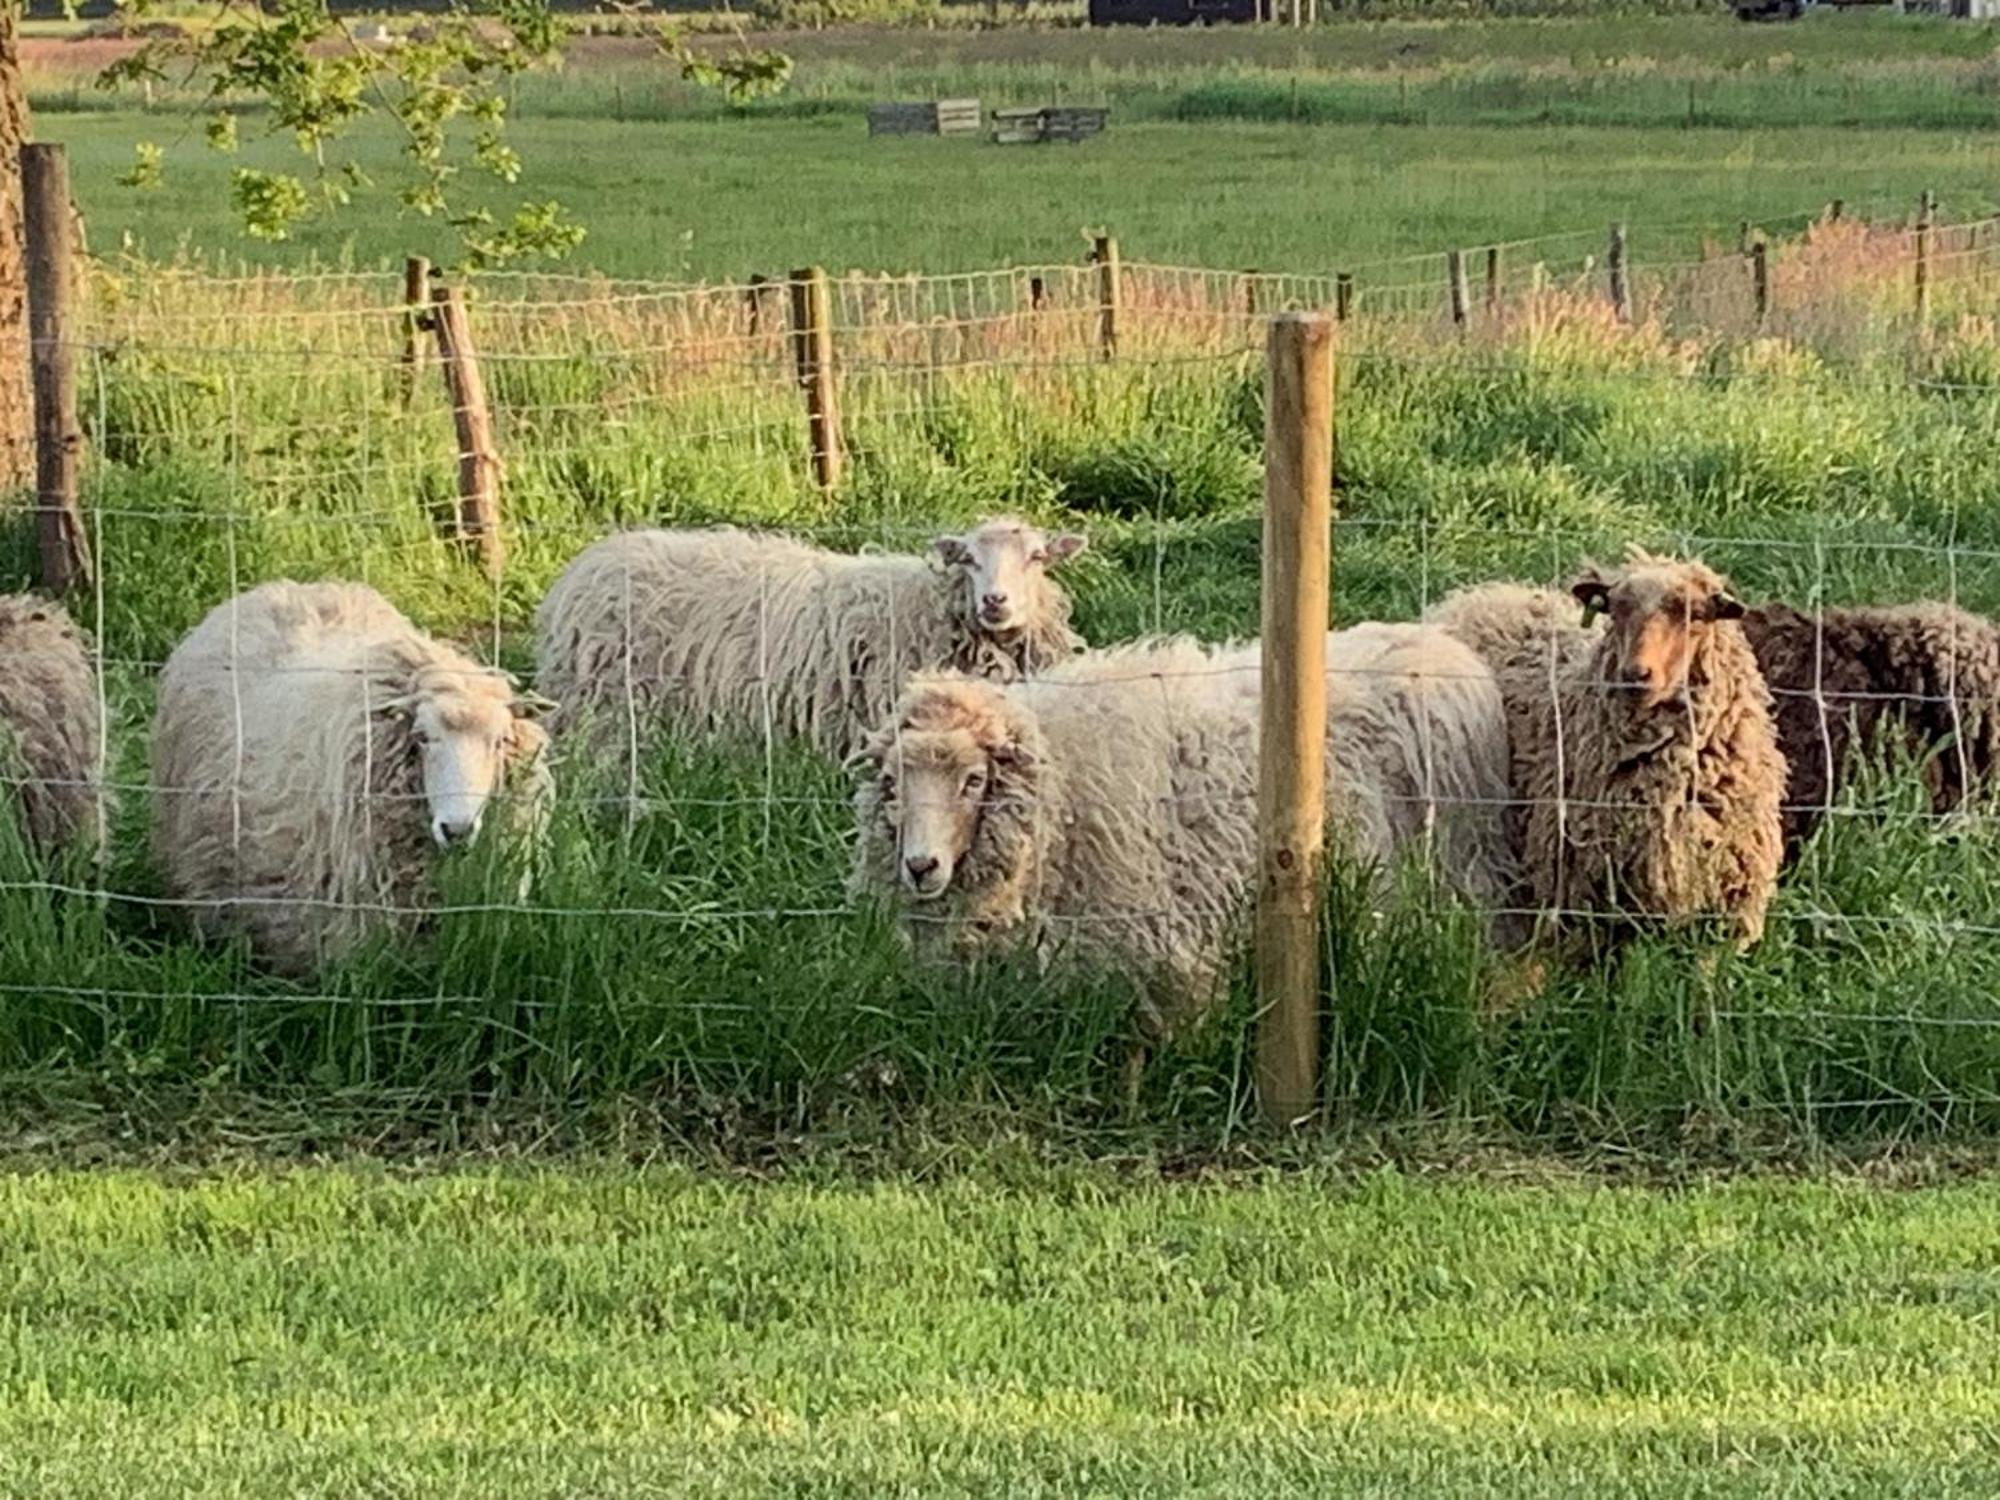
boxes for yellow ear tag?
[1579,602,1601,629]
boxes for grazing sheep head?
[854,677,1042,902]
[1571,550,1744,714]
[385,666,551,848]
[933,518,1086,639]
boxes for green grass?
[7,8,2000,1148]
[29,12,2000,277]
[2,1162,1998,1496]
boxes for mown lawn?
[1,1163,1997,1497]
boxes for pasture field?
[23,11,2000,276]
[4,1162,2000,1497]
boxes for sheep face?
[856,680,1042,905]
[872,727,993,898]
[933,519,1085,638]
[394,668,546,848]
[1571,556,1743,714]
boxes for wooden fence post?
[1242,271,1261,318]
[1446,249,1469,331]
[1334,272,1353,323]
[1915,189,1935,327]
[1093,234,1121,359]
[1827,198,1844,223]
[428,283,505,578]
[399,255,430,408]
[22,143,90,595]
[1751,240,1769,328]
[1256,311,1334,1131]
[788,266,845,494]
[1484,245,1502,318]
[1608,222,1632,324]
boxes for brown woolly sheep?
[0,594,103,855]
[1426,549,1785,954]
[1741,601,2000,851]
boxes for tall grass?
[9,222,2000,1149]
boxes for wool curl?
[1427,551,1785,952]
[152,580,552,975]
[0,594,103,855]
[851,626,1517,1040]
[1742,600,2000,851]
[534,518,1085,760]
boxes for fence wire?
[3,199,2000,1132]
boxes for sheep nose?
[905,854,940,883]
[433,815,480,847]
[981,592,1009,612]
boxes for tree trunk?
[0,2,33,492]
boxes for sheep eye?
[879,774,897,800]
[962,770,986,797]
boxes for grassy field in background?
[4,1163,1999,1497]
[25,11,2000,277]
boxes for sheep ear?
[1706,592,1745,623]
[988,739,1036,771]
[845,727,894,772]
[507,717,551,760]
[1570,570,1610,624]
[1043,533,1087,565]
[933,536,973,567]
[512,690,558,720]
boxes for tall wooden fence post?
[1751,240,1769,328]
[1446,249,1469,331]
[398,255,431,408]
[1484,245,1502,319]
[1334,272,1353,323]
[1915,189,1935,328]
[22,143,90,595]
[1093,234,1121,359]
[428,283,505,579]
[1256,311,1334,1131]
[1608,222,1632,324]
[788,266,845,494]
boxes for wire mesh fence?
[5,193,2000,1139]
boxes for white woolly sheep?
[0,594,102,855]
[1426,549,1785,953]
[849,626,1516,1063]
[152,580,553,974]
[534,517,1087,760]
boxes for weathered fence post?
[1915,189,1935,328]
[1447,249,1469,331]
[1608,222,1632,324]
[22,143,90,595]
[1827,198,1845,224]
[1093,234,1121,359]
[788,266,845,494]
[1751,240,1769,328]
[398,255,431,408]
[428,283,505,578]
[1029,274,1048,312]
[1334,271,1353,323]
[1242,271,1261,319]
[1256,311,1334,1131]
[1484,245,1502,319]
